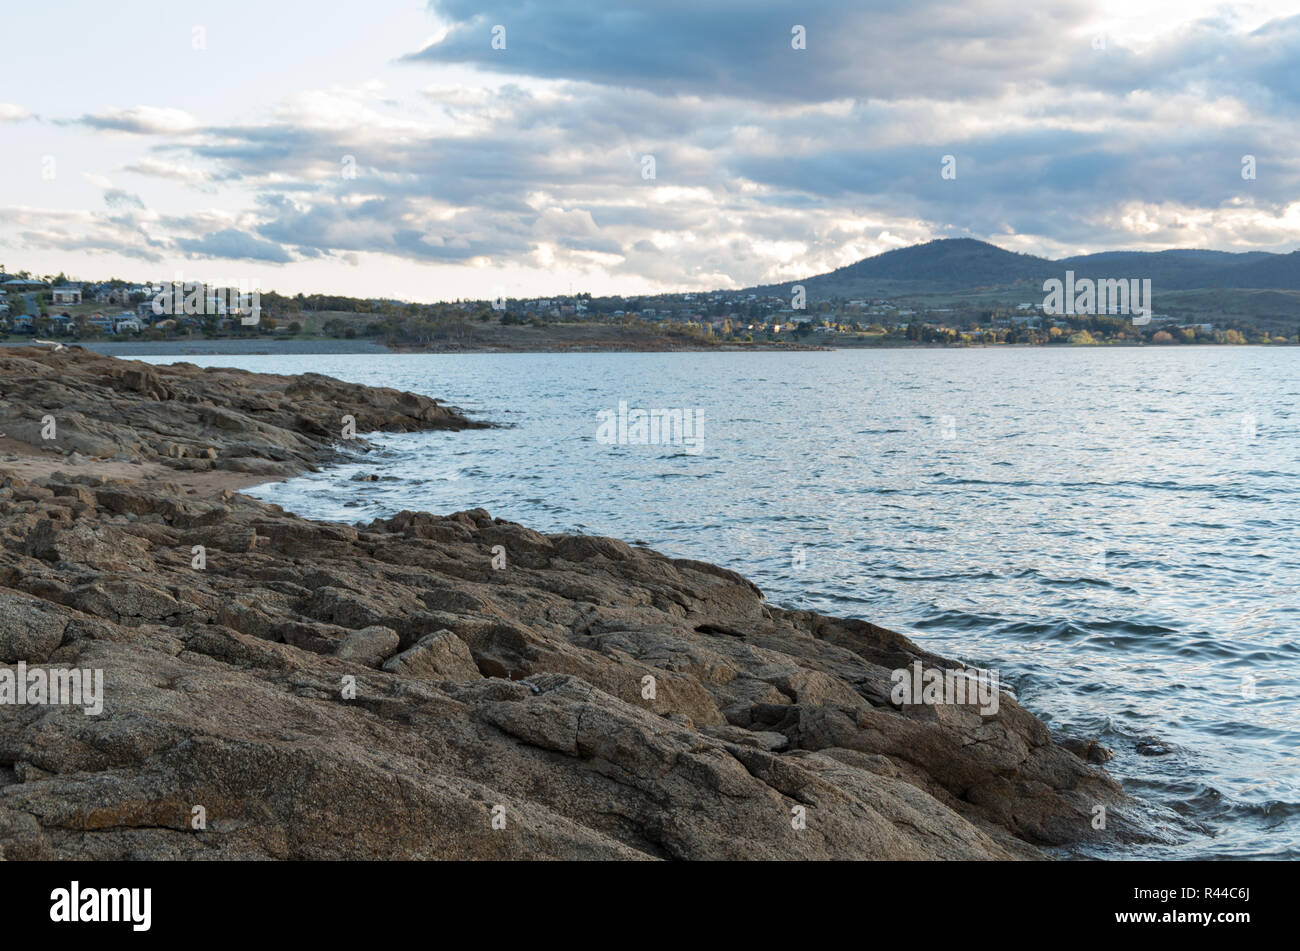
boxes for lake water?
[143,347,1299,859]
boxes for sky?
[1,0,1297,301]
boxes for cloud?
[174,228,294,263]
[0,103,32,122]
[5,206,168,263]
[1054,14,1300,107]
[255,194,533,263]
[122,158,212,185]
[75,106,199,135]
[37,58,1298,286]
[104,189,146,209]
[410,1,1300,114]
[409,0,1096,102]
[3,4,1298,292]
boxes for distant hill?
[1199,250,1300,289]
[750,238,1054,296]
[749,238,1300,298]
[1058,249,1291,290]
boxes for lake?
[143,346,1299,859]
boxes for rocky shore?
[0,347,1134,859]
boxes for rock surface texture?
[0,348,1133,859]
[0,346,484,479]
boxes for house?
[115,317,143,333]
[95,287,132,306]
[51,285,82,304]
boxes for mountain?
[810,237,1053,287]
[751,238,1299,298]
[1200,249,1300,290]
[751,238,1054,297]
[1058,249,1292,290]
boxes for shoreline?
[0,346,1141,860]
[3,338,1291,358]
[0,338,826,357]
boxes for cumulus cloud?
[4,3,1297,289]
[6,206,168,263]
[408,0,1096,102]
[174,228,295,263]
[170,70,1296,282]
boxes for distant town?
[1,267,1294,350]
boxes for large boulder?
[0,591,69,662]
[334,625,401,667]
[381,630,482,681]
